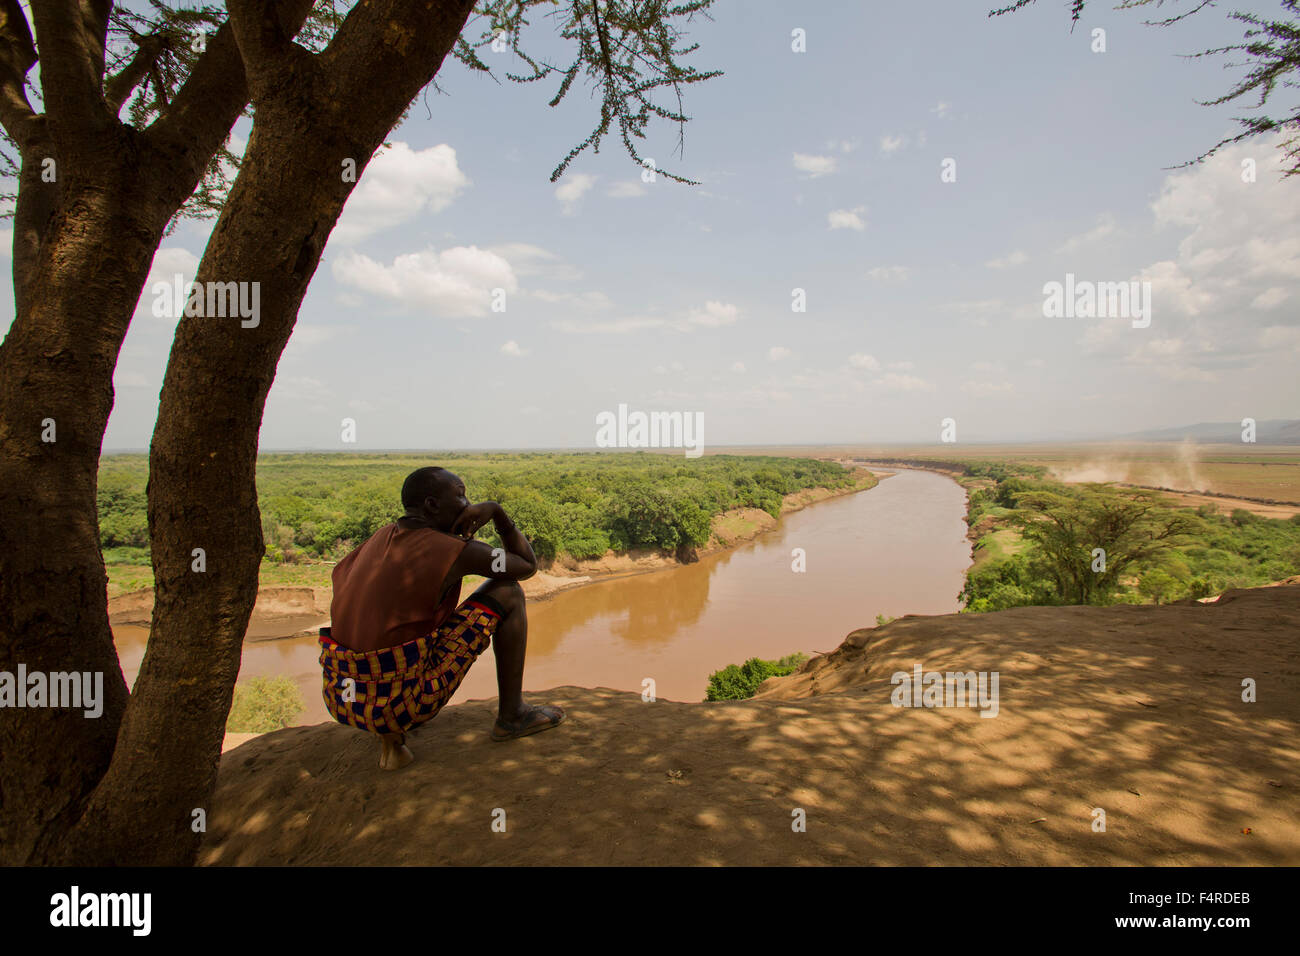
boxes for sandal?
[491,704,565,742]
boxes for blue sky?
[6,0,1299,449]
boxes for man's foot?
[491,703,565,742]
[379,734,414,771]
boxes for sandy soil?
[1125,486,1300,520]
[200,579,1300,866]
[110,585,334,640]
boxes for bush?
[560,529,611,561]
[705,653,808,701]
[226,676,304,733]
[1230,508,1257,527]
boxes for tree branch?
[227,0,303,90]
[104,32,167,115]
[28,0,113,147]
[0,0,39,147]
[145,2,315,206]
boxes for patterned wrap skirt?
[319,598,502,735]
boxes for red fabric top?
[328,522,467,652]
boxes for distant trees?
[98,452,858,566]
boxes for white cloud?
[552,316,664,334]
[556,173,596,214]
[330,245,517,318]
[866,265,910,281]
[332,143,469,245]
[848,353,880,370]
[823,138,859,154]
[1251,286,1289,310]
[963,380,1014,396]
[139,246,201,322]
[486,243,581,281]
[1259,325,1300,351]
[529,288,612,311]
[986,249,1028,270]
[768,346,792,361]
[888,360,915,371]
[273,375,332,403]
[1126,139,1300,370]
[687,300,739,326]
[828,206,867,231]
[549,299,738,334]
[793,153,837,177]
[1057,213,1116,254]
[500,340,527,356]
[873,372,933,392]
[879,134,907,154]
[607,181,647,199]
[290,325,343,347]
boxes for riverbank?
[202,577,1300,865]
[109,468,883,638]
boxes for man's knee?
[476,578,524,615]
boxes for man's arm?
[450,502,538,581]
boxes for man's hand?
[447,500,539,581]
[451,501,500,540]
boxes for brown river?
[113,468,970,722]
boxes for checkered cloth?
[319,599,501,735]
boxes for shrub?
[705,653,808,701]
[226,676,304,733]
[560,529,611,561]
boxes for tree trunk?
[0,146,174,862]
[54,0,477,866]
[0,11,301,863]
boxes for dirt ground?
[201,580,1300,866]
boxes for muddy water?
[112,468,970,723]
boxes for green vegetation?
[959,465,1300,611]
[705,653,809,701]
[225,676,305,733]
[98,452,862,591]
[875,613,896,627]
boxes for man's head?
[400,466,468,533]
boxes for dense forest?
[98,452,859,570]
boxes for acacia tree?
[1010,485,1200,604]
[994,0,1300,176]
[0,0,719,866]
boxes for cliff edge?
[201,580,1300,866]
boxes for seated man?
[319,465,564,769]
